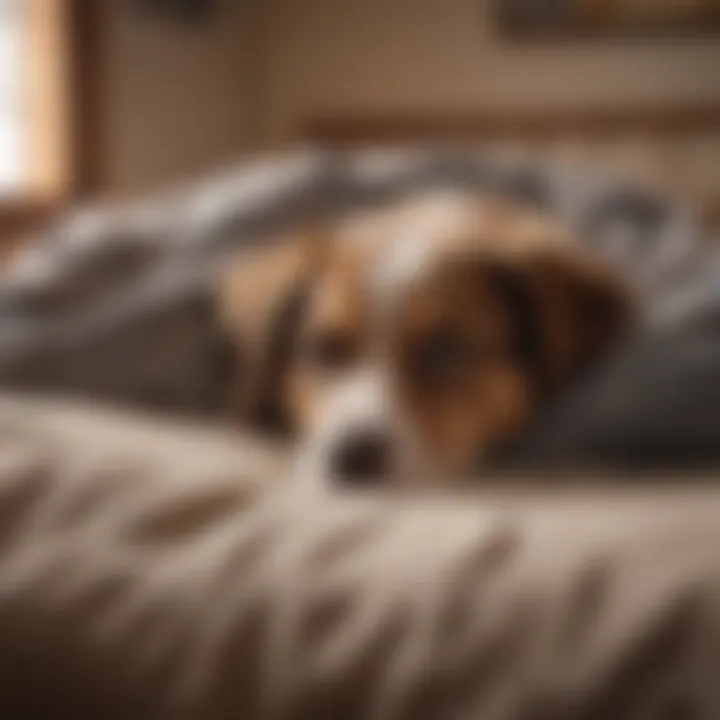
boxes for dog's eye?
[412,327,480,385]
[307,331,357,371]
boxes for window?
[0,0,98,245]
[0,0,24,192]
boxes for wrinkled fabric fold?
[0,394,718,719]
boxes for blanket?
[0,392,718,719]
[0,149,719,468]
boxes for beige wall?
[260,0,720,144]
[96,0,720,192]
[100,0,260,196]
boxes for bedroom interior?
[0,2,718,203]
[0,1,719,718]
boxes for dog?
[217,190,634,487]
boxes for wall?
[95,0,720,191]
[260,0,720,145]
[100,0,260,196]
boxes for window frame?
[0,0,102,249]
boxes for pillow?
[510,304,720,471]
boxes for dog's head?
[218,192,633,487]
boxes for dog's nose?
[330,429,392,484]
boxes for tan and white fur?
[218,190,633,488]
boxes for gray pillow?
[509,303,720,472]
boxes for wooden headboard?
[302,103,720,228]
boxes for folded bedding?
[0,392,719,719]
[0,149,718,468]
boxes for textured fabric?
[0,393,719,719]
[511,309,720,470]
[0,149,718,467]
[0,151,345,414]
[0,149,711,413]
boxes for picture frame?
[493,0,720,41]
[136,0,216,24]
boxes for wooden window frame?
[0,0,102,248]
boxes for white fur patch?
[368,191,476,309]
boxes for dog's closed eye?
[305,330,359,372]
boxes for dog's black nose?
[330,430,392,484]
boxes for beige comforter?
[0,393,718,719]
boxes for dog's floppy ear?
[471,199,634,386]
[524,245,634,382]
[216,232,323,432]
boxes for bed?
[0,130,719,717]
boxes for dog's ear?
[216,232,323,432]
[469,200,634,386]
[524,246,634,382]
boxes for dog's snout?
[330,429,392,484]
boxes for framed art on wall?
[493,0,720,40]
[136,0,216,24]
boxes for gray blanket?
[0,149,718,469]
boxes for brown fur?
[217,191,633,478]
